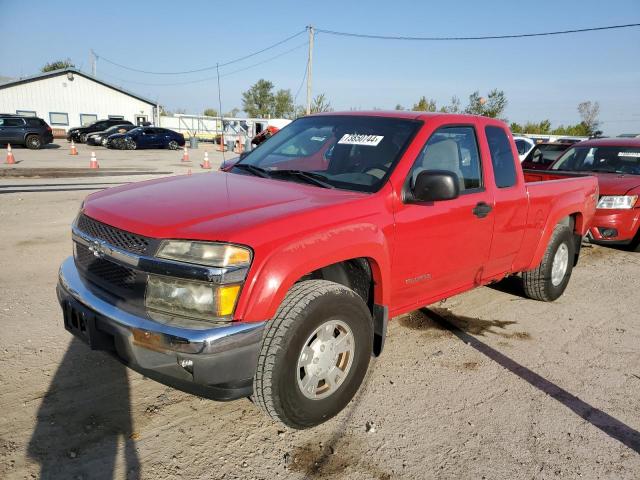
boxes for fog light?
[598,227,618,238]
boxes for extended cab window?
[486,126,517,188]
[408,126,482,193]
[233,115,420,192]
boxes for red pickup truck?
[57,112,598,429]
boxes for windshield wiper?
[270,170,335,189]
[232,163,271,178]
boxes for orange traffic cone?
[5,143,16,164]
[234,139,244,154]
[181,145,189,162]
[89,151,99,169]
[70,140,78,155]
[187,168,192,175]
[201,152,211,169]
[217,134,225,152]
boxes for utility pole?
[90,49,97,76]
[306,25,314,115]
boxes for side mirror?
[410,170,459,202]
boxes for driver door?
[391,125,495,310]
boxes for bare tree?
[577,101,600,134]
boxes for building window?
[108,115,125,120]
[16,110,37,117]
[49,112,69,126]
[80,114,98,126]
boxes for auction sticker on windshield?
[338,134,384,147]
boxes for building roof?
[0,68,156,106]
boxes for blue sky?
[1,0,639,134]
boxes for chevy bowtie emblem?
[88,239,108,258]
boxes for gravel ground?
[0,144,639,479]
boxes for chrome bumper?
[57,257,266,400]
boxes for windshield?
[233,115,420,192]
[552,145,640,175]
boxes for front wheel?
[253,280,373,429]
[125,139,137,150]
[523,224,575,301]
[79,134,88,143]
[167,140,179,150]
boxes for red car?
[548,138,640,249]
[57,112,597,428]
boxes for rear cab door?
[480,123,529,280]
[389,118,496,311]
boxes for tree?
[242,79,275,118]
[439,96,461,114]
[465,89,507,118]
[41,59,75,72]
[577,101,600,135]
[395,104,405,110]
[224,107,240,118]
[310,93,332,113]
[203,108,218,117]
[274,89,295,118]
[412,96,437,112]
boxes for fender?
[519,178,597,271]
[234,221,392,322]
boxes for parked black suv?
[0,114,54,149]
[67,118,134,143]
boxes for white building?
[0,68,157,131]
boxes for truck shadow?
[27,338,140,480]
[421,308,640,454]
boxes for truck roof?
[575,137,640,148]
[312,110,502,124]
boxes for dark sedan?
[87,125,136,146]
[107,126,185,150]
[67,119,134,143]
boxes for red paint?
[82,112,598,323]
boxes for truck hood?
[83,171,367,241]
[590,172,640,196]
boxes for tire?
[126,139,137,150]
[168,140,179,150]
[79,134,88,143]
[25,135,42,150]
[523,224,575,301]
[253,280,373,429]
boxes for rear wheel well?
[558,214,582,265]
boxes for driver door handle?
[472,202,492,218]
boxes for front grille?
[76,214,151,255]
[75,243,138,290]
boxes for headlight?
[157,241,251,267]
[597,195,638,209]
[145,275,241,321]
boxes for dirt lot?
[1,143,639,479]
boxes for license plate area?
[63,300,114,351]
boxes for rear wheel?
[523,224,575,301]
[253,280,373,429]
[25,135,42,149]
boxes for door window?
[486,126,517,188]
[1,118,25,127]
[408,126,482,193]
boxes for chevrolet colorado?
[57,112,598,428]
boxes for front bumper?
[587,208,640,244]
[57,257,266,400]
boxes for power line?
[293,61,307,104]
[98,42,308,87]
[315,23,640,41]
[96,29,306,75]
